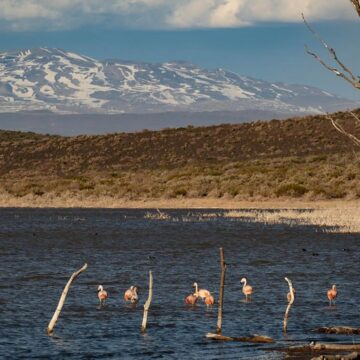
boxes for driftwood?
[314,327,360,335]
[283,343,360,355]
[283,277,295,334]
[311,344,360,352]
[47,263,88,336]
[206,332,274,343]
[311,352,359,360]
[216,247,226,334]
[141,270,153,333]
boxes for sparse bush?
[276,184,308,197]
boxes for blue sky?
[0,0,359,99]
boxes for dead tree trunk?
[141,271,153,333]
[47,263,88,336]
[216,247,226,334]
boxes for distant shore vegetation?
[0,110,359,203]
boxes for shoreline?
[0,195,359,209]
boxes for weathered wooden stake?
[141,270,153,333]
[216,247,226,334]
[47,263,88,336]
[283,277,295,334]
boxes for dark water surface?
[0,208,359,359]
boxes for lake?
[0,208,359,359]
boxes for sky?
[0,0,359,99]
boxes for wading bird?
[240,277,253,301]
[97,285,108,306]
[185,293,198,305]
[124,286,139,304]
[204,294,215,307]
[327,284,337,305]
[193,282,211,300]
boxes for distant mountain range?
[0,48,358,116]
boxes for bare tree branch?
[302,13,360,90]
[305,46,360,89]
[349,110,360,124]
[350,0,360,17]
[326,114,360,147]
[303,4,360,147]
[302,14,358,82]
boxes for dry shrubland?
[1,110,360,202]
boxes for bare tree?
[303,1,360,145]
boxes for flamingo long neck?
[99,285,103,291]
[194,283,199,294]
[242,279,247,287]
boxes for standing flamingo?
[97,285,108,306]
[204,294,215,307]
[185,293,198,305]
[240,277,253,301]
[327,284,337,306]
[124,286,139,304]
[193,282,211,300]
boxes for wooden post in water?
[216,247,226,334]
[141,271,153,333]
[47,263,88,336]
[283,277,295,334]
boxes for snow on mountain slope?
[0,48,356,114]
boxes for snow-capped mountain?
[0,48,356,114]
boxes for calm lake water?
[0,208,359,359]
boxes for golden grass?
[223,207,360,233]
[142,202,360,233]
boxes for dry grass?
[224,207,360,233]
[142,203,360,233]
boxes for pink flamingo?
[124,286,139,304]
[185,293,198,305]
[97,285,108,306]
[240,277,253,301]
[327,284,337,305]
[193,282,211,300]
[204,295,215,307]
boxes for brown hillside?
[1,110,360,201]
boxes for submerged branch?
[206,333,274,343]
[47,263,88,336]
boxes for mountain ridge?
[0,47,358,115]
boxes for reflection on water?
[0,208,359,359]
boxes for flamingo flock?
[185,282,215,307]
[97,281,338,307]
